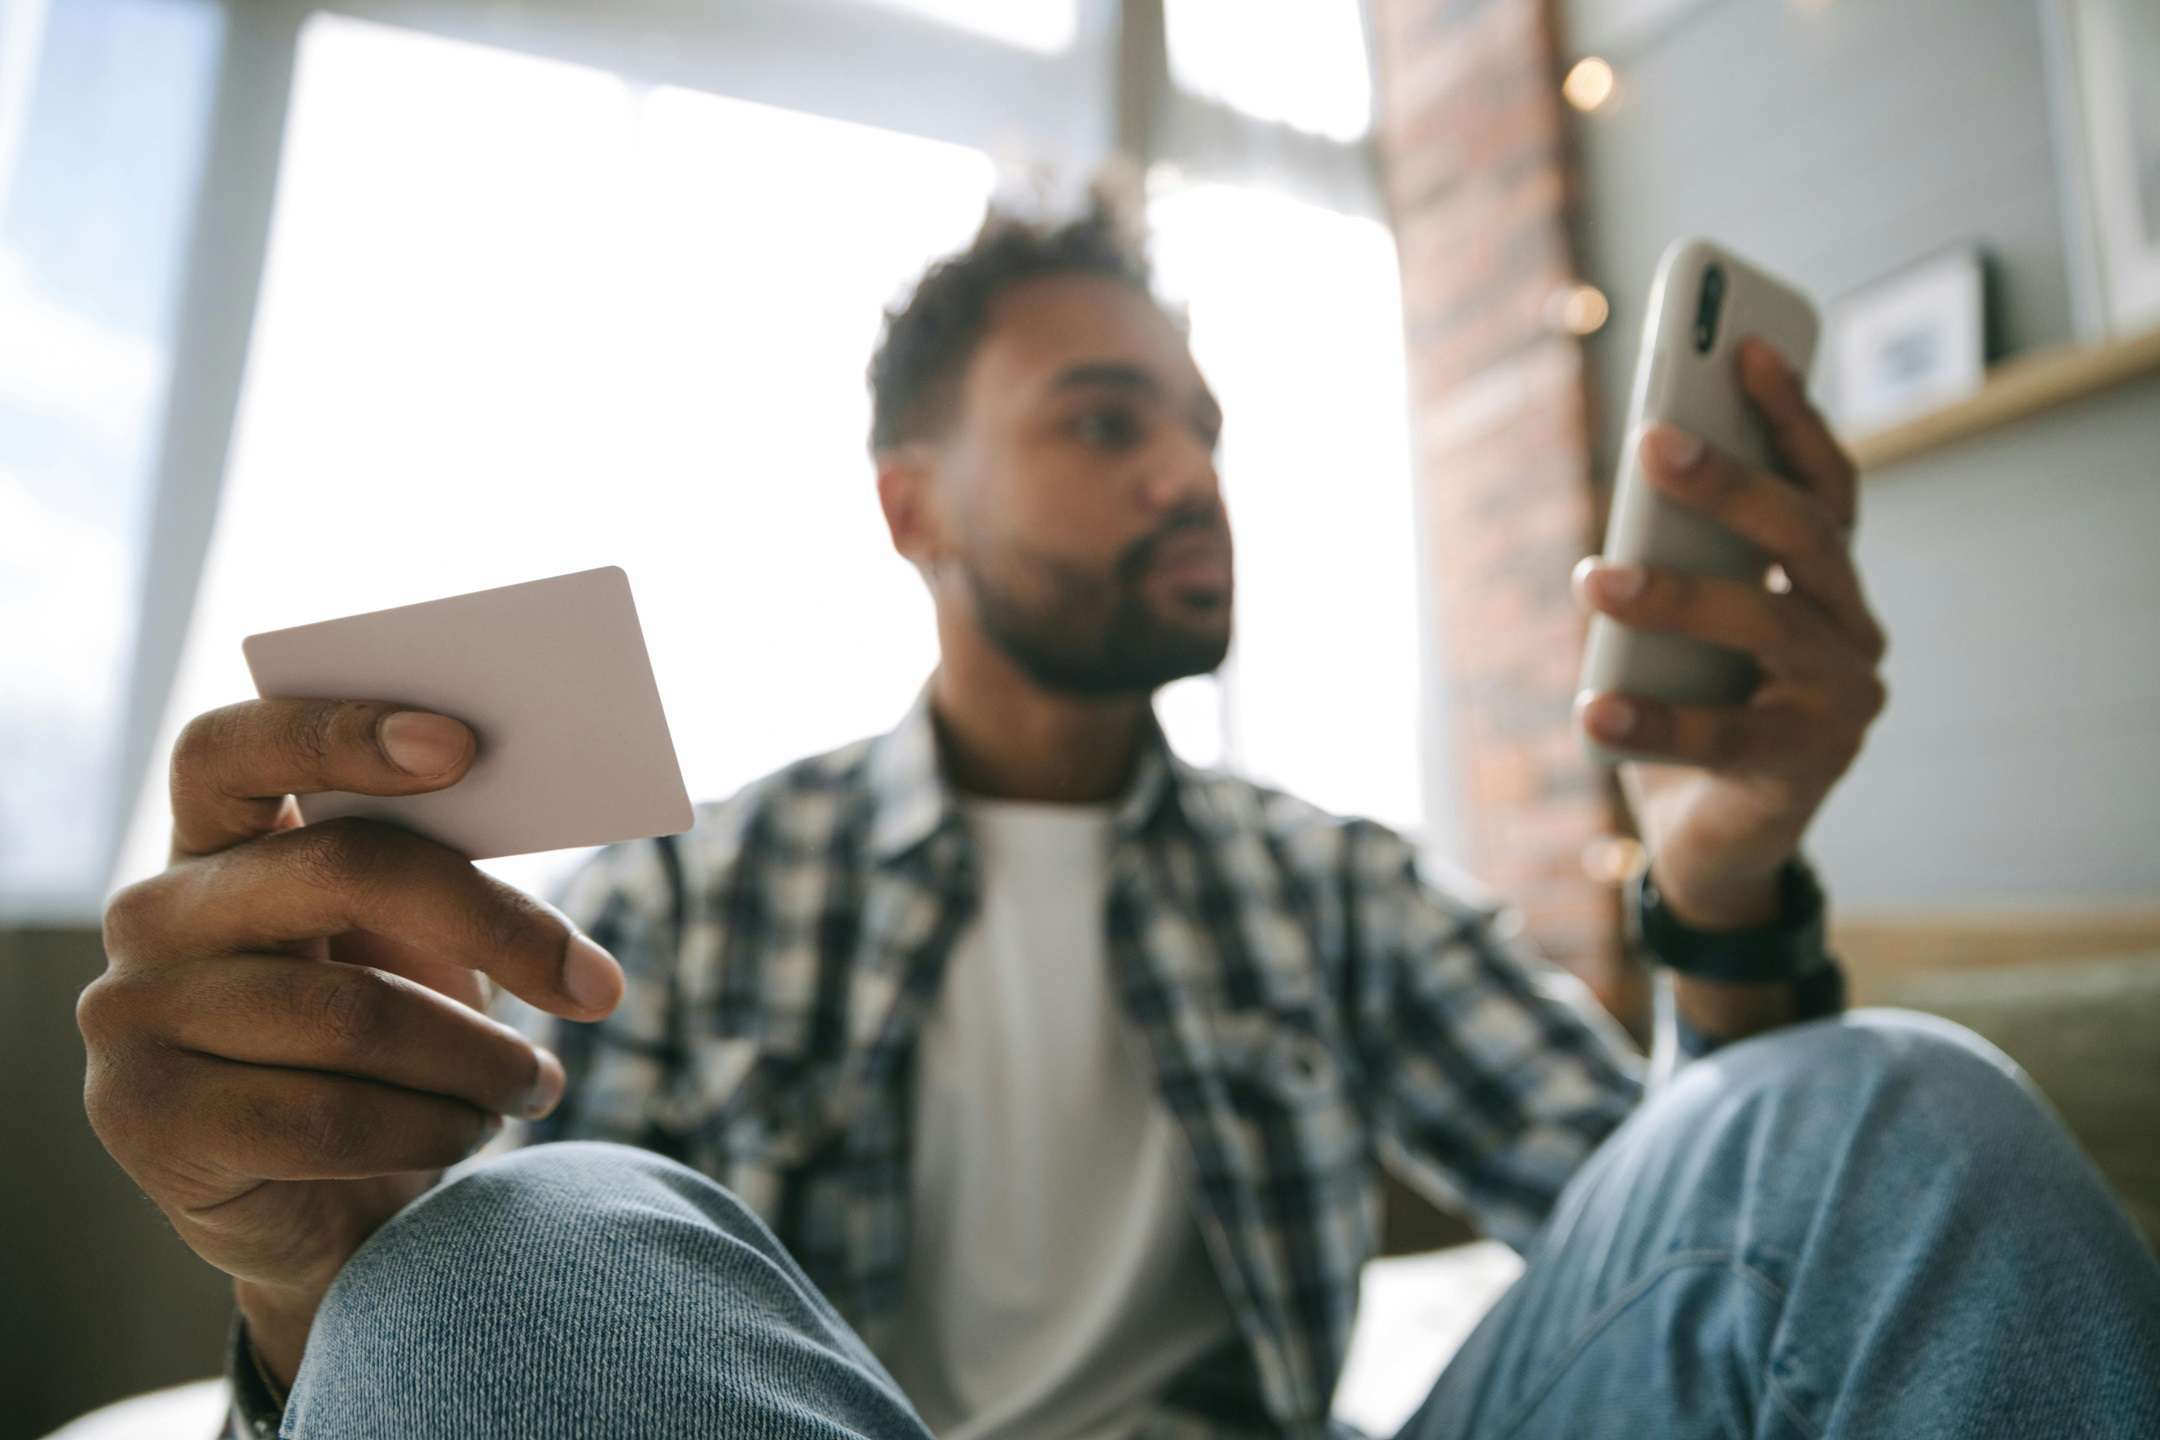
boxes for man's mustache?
[1116,507,1231,584]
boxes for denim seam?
[1492,1247,1795,1439]
[1735,1254,1826,1440]
[1761,1369,1826,1440]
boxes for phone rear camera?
[1694,263,1725,354]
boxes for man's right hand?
[78,698,625,1387]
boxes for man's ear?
[875,442,945,572]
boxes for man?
[82,207,2160,1440]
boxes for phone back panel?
[1579,238,1819,764]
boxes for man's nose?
[1140,429,1222,512]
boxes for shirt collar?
[863,681,1189,864]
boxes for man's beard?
[961,513,1233,698]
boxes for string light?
[1563,56,1616,112]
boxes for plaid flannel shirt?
[518,693,1647,1438]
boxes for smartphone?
[1577,237,1820,766]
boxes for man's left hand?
[1570,336,1889,929]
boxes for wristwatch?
[1626,853,1831,985]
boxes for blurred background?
[3,0,2156,1435]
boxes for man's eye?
[1074,406,1143,450]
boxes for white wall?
[1813,372,2160,912]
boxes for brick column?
[1372,0,1645,1021]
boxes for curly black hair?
[866,200,1157,455]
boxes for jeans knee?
[288,1149,915,1437]
[447,1139,757,1235]
[1656,1008,2060,1184]
[321,1141,761,1323]
[1720,1008,2030,1110]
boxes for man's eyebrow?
[1051,362,1223,433]
[1049,362,1162,395]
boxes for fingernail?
[1656,428,1705,470]
[378,711,472,776]
[1588,694,1638,739]
[562,932,622,1013]
[523,1049,566,1119]
[1589,564,1645,604]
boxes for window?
[1150,173,1422,831]
[0,0,222,920]
[1165,0,1375,142]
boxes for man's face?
[919,273,1233,697]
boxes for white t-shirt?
[879,798,1237,1440]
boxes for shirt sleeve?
[498,833,694,1155]
[1342,824,1647,1252]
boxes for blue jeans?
[281,1012,2160,1439]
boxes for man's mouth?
[1144,533,1233,591]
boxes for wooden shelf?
[1845,324,2160,472]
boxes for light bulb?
[1563,57,1616,113]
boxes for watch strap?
[1629,854,1831,985]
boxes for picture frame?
[2042,0,2160,338]
[1828,245,1989,434]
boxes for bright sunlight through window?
[1164,0,1375,142]
[1151,174,1422,836]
